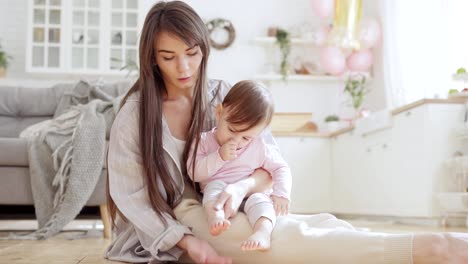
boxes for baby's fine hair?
[222,80,274,131]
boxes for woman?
[106,1,468,263]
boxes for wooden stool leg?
[99,204,112,239]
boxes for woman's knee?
[315,213,355,229]
[318,213,337,220]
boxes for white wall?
[0,0,386,125]
[361,0,386,112]
[167,0,322,84]
[142,0,384,124]
[0,0,28,78]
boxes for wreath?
[205,18,236,50]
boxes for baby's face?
[215,108,266,150]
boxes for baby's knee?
[202,180,228,205]
[205,180,227,191]
[245,193,272,209]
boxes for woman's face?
[154,31,203,93]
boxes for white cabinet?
[273,102,463,218]
[331,103,464,217]
[386,106,428,216]
[330,130,366,214]
[275,136,331,213]
[388,104,462,217]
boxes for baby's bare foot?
[209,218,230,236]
[240,229,271,251]
[206,208,230,236]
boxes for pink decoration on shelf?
[311,0,335,19]
[359,18,382,49]
[320,46,346,75]
[314,24,331,47]
[346,49,373,71]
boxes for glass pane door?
[71,0,100,69]
[110,0,138,71]
[31,0,63,68]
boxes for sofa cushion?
[0,167,34,204]
[0,167,107,205]
[0,81,133,117]
[0,137,109,168]
[0,83,75,117]
[0,81,133,138]
[0,116,52,138]
[0,138,28,166]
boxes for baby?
[187,80,292,251]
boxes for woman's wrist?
[177,234,196,250]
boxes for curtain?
[381,0,467,108]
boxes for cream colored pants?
[175,198,413,264]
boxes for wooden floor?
[1,219,467,264]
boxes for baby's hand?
[219,139,237,161]
[271,195,289,216]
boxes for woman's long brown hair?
[106,1,210,227]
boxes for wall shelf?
[253,37,315,45]
[453,73,468,81]
[255,72,372,82]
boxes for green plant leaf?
[344,74,368,110]
[275,28,291,81]
[325,115,340,122]
[0,42,12,68]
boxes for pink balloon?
[359,19,381,49]
[314,24,331,47]
[311,0,334,19]
[320,46,346,75]
[346,49,374,72]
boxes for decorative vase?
[326,121,340,131]
[0,67,6,78]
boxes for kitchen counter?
[272,131,331,138]
[328,98,465,137]
[271,98,465,138]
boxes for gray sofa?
[0,80,131,237]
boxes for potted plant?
[275,28,291,80]
[324,114,340,131]
[344,74,369,118]
[110,57,139,79]
[0,42,13,78]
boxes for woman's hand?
[271,195,289,216]
[179,235,232,264]
[213,168,272,218]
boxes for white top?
[171,135,186,160]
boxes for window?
[109,0,139,70]
[29,0,63,69]
[382,0,468,108]
[27,0,140,74]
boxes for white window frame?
[26,0,141,75]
